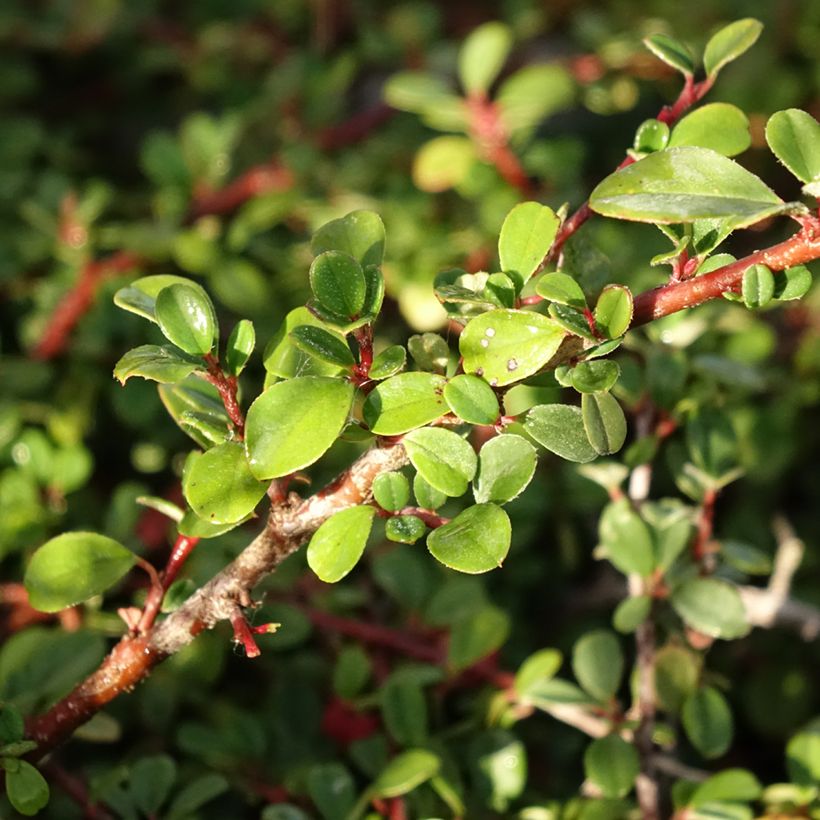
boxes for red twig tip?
[230,611,262,658]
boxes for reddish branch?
[203,353,245,438]
[318,102,394,151]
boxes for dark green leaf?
[655,646,701,714]
[0,704,24,744]
[458,22,512,94]
[113,274,201,324]
[448,604,510,671]
[24,532,136,612]
[582,392,627,455]
[703,19,763,78]
[155,283,218,356]
[474,434,537,504]
[671,578,749,639]
[741,264,775,309]
[571,360,620,393]
[599,499,654,576]
[443,374,500,425]
[290,325,356,368]
[245,376,354,479]
[130,755,176,816]
[524,403,597,463]
[669,104,751,157]
[594,285,633,339]
[572,629,623,701]
[382,678,427,746]
[311,210,385,268]
[460,309,565,386]
[427,503,511,573]
[720,540,772,575]
[6,759,50,816]
[263,307,346,379]
[309,251,366,318]
[683,686,733,758]
[333,645,371,699]
[687,408,738,478]
[373,472,410,512]
[114,345,201,385]
[224,319,255,376]
[584,735,639,798]
[548,302,596,339]
[307,506,376,583]
[308,763,355,820]
[165,774,228,820]
[363,372,447,435]
[498,202,560,284]
[535,272,586,309]
[183,442,267,524]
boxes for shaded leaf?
[311,210,385,268]
[683,686,733,758]
[671,578,749,639]
[404,428,477,497]
[584,735,639,798]
[309,251,366,318]
[582,392,627,455]
[524,403,597,463]
[572,630,623,701]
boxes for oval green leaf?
[594,285,633,339]
[373,472,410,512]
[369,345,406,380]
[643,34,694,75]
[535,272,586,309]
[225,319,255,376]
[572,629,624,701]
[245,376,354,479]
[307,505,376,583]
[474,434,537,505]
[413,136,476,192]
[427,503,511,573]
[584,734,639,798]
[582,392,627,456]
[443,374,500,425]
[498,202,560,284]
[311,210,385,268]
[263,307,346,379]
[309,251,366,318]
[703,18,763,78]
[371,749,441,799]
[766,109,820,184]
[741,263,775,309]
[403,427,477,497]
[458,21,512,95]
[669,103,751,157]
[524,403,597,463]
[363,372,447,435]
[155,283,218,356]
[24,532,136,612]
[671,577,749,639]
[6,760,50,816]
[386,515,426,544]
[114,345,202,385]
[570,360,620,394]
[682,686,733,758]
[290,325,356,368]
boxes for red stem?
[203,353,245,438]
[318,102,394,151]
[692,488,717,563]
[230,611,261,658]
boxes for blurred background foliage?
[0,0,819,817]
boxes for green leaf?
[362,264,385,318]
[721,540,772,575]
[113,274,203,324]
[774,264,812,301]
[333,645,372,699]
[183,442,267,524]
[373,472,410,512]
[469,729,527,812]
[691,769,762,806]
[6,759,50,816]
[786,722,820,786]
[245,376,354,478]
[671,578,749,639]
[363,372,447,435]
[498,202,560,284]
[655,645,701,713]
[443,374,499,425]
[496,65,575,133]
[571,360,620,394]
[155,283,218,356]
[687,408,739,479]
[741,264,775,309]
[766,109,820,185]
[584,735,639,799]
[448,604,510,670]
[643,34,695,75]
[0,704,24,744]
[386,515,426,544]
[535,272,586,309]
[381,677,428,746]
[404,428,476,497]
[703,19,763,78]
[413,136,476,192]
[594,285,633,339]
[309,251,366,318]
[24,532,135,612]
[599,499,655,576]
[311,210,385,268]
[683,686,733,758]
[572,630,623,701]
[263,307,346,379]
[371,749,440,799]
[582,392,627,456]
[458,21,512,95]
[427,503,511,573]
[224,319,255,376]
[525,403,597,463]
[307,506,376,583]
[413,473,447,511]
[589,147,790,228]
[633,118,670,154]
[460,309,565,387]
[290,325,355,368]
[613,595,651,634]
[113,345,202,385]
[514,649,563,700]
[407,333,449,373]
[473,434,536,505]
[548,302,596,339]
[369,345,406,380]
[165,774,228,820]
[669,104,751,157]
[130,755,176,816]
[308,763,355,820]
[384,71,462,120]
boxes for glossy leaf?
[443,374,499,425]
[741,264,775,309]
[766,109,820,185]
[386,515,426,544]
[403,428,477,497]
[183,442,267,524]
[309,251,366,318]
[683,686,733,758]
[155,283,218,356]
[371,749,440,798]
[582,392,627,455]
[589,147,789,228]
[413,136,476,192]
[24,532,136,612]
[548,302,596,339]
[363,372,447,435]
[113,274,203,324]
[535,272,586,309]
[6,759,50,816]
[369,345,406,380]
[599,499,654,576]
[524,403,597,463]
[458,22,512,94]
[633,118,670,154]
[245,377,354,479]
[263,307,346,379]
[307,506,376,583]
[594,285,633,339]
[498,202,560,284]
[671,578,749,639]
[571,360,620,393]
[114,345,202,385]
[572,629,623,701]
[311,210,385,268]
[473,434,537,504]
[703,19,763,78]
[373,472,410,512]
[362,264,385,317]
[497,65,575,133]
[643,33,695,75]
[224,319,255,376]
[460,309,565,387]
[290,325,356,368]
[669,103,751,157]
[584,734,639,798]
[427,503,511,573]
